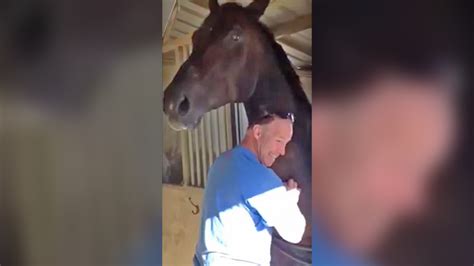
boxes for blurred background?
[0,0,163,265]
[371,1,474,265]
[313,1,473,265]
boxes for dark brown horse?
[163,0,311,264]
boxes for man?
[312,1,461,265]
[194,112,306,266]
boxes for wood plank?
[238,103,248,141]
[174,20,198,34]
[217,107,227,153]
[271,14,311,38]
[176,10,205,28]
[225,104,233,150]
[199,118,207,186]
[211,109,220,158]
[169,31,187,39]
[163,33,193,53]
[163,0,179,42]
[193,128,201,187]
[204,113,213,186]
[187,131,195,186]
[180,0,210,17]
[180,131,190,185]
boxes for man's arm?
[247,179,306,243]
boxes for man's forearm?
[248,186,306,244]
[273,189,306,243]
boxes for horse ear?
[209,0,219,13]
[247,0,270,17]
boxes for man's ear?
[253,125,262,140]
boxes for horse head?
[163,0,271,130]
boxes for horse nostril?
[178,96,190,116]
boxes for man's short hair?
[247,112,295,129]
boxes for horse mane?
[255,20,312,111]
[220,3,311,112]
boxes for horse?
[163,0,312,265]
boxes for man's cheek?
[369,166,421,215]
[361,162,399,204]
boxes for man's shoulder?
[208,147,247,176]
[210,147,281,183]
[217,147,240,161]
[213,147,253,167]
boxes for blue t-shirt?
[195,146,285,265]
[313,216,372,266]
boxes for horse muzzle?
[163,95,203,131]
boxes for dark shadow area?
[313,0,473,265]
[0,0,162,114]
[376,1,474,265]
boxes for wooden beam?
[189,0,212,9]
[163,32,193,53]
[173,20,198,34]
[163,0,179,42]
[180,0,210,17]
[271,14,311,38]
[176,9,205,28]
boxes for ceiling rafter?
[163,0,312,67]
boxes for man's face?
[313,75,457,256]
[254,118,293,167]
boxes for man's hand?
[248,178,306,244]
[284,178,301,204]
[285,178,299,191]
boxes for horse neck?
[244,66,312,149]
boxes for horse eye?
[232,34,240,41]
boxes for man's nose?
[279,146,286,156]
